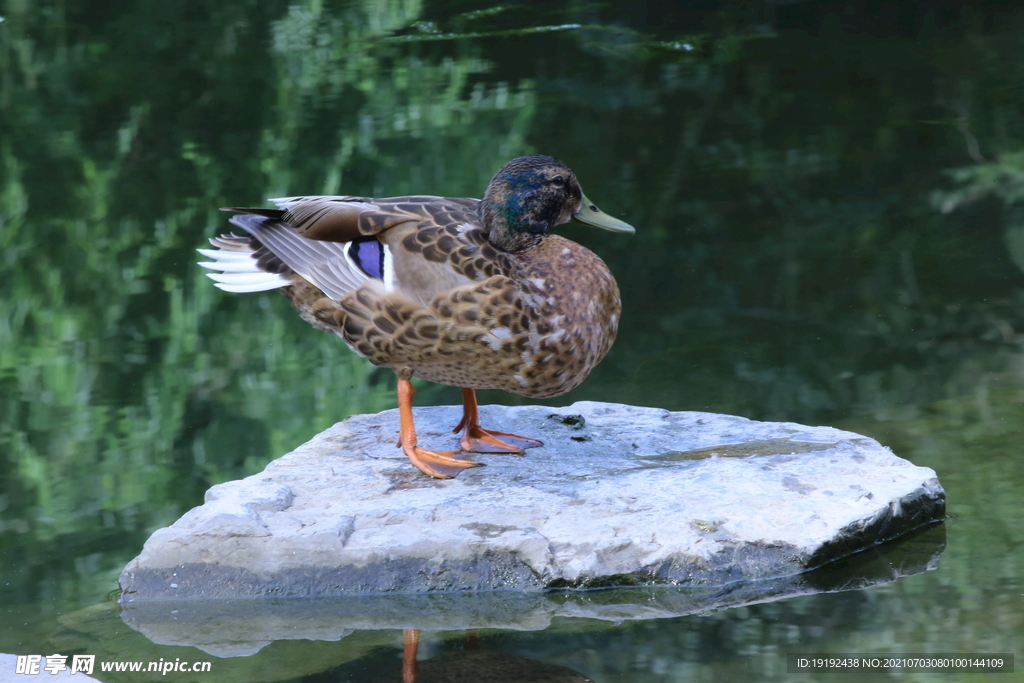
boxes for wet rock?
[118,402,944,601]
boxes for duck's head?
[481,155,634,252]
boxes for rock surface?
[118,402,945,601]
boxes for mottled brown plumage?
[199,155,634,478]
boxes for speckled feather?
[205,157,624,399]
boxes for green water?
[2,1,1022,680]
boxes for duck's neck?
[479,201,547,253]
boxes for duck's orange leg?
[402,629,419,683]
[398,377,481,478]
[454,388,544,454]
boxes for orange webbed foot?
[458,425,544,454]
[455,388,544,454]
[398,376,483,479]
[404,444,482,479]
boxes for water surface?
[2,1,1023,680]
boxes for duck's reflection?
[391,628,591,683]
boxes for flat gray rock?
[118,402,944,601]
[117,528,944,656]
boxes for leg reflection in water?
[398,628,592,683]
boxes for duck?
[197,155,634,479]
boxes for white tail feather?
[197,246,290,293]
[205,271,289,286]
[197,248,254,261]
[212,280,290,293]
[197,260,263,272]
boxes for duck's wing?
[200,196,489,303]
[263,196,504,304]
[267,195,481,243]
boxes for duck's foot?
[455,388,545,454]
[459,425,542,454]
[397,375,481,479]
[404,443,482,479]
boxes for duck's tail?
[197,208,379,301]
[196,214,294,293]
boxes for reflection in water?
[387,629,592,683]
[2,0,1024,679]
[104,523,942,677]
[21,523,942,680]
[1,0,539,607]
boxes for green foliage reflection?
[2,2,1024,641]
[0,0,537,602]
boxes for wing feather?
[267,195,480,242]
[228,214,364,301]
[212,196,486,303]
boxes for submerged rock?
[118,402,944,601]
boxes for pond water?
[2,1,1023,681]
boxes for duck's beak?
[572,194,635,234]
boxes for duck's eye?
[552,175,565,187]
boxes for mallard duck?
[197,155,633,478]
